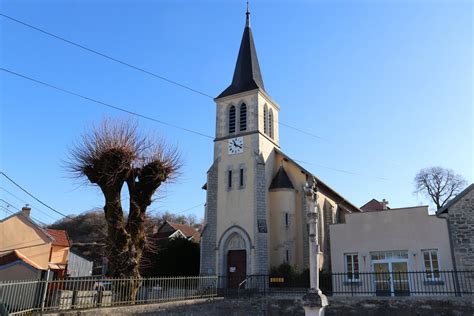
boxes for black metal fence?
[218,271,474,297]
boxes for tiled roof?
[360,199,389,212]
[46,229,70,247]
[0,250,44,270]
[269,166,295,190]
[166,222,201,242]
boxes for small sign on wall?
[257,219,267,233]
[229,267,236,273]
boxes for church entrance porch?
[227,249,247,288]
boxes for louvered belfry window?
[269,109,274,139]
[263,104,268,134]
[229,105,236,133]
[239,103,247,131]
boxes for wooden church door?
[227,249,247,288]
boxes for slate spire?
[217,3,265,98]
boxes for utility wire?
[0,68,213,140]
[174,202,205,214]
[0,171,74,219]
[1,67,389,180]
[0,13,212,99]
[0,12,326,141]
[0,203,47,226]
[0,186,59,220]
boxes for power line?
[0,13,326,142]
[0,13,213,99]
[0,204,47,226]
[0,13,396,178]
[0,186,59,220]
[0,199,20,211]
[0,68,213,140]
[0,171,74,219]
[1,68,390,180]
[174,202,205,214]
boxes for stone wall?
[200,162,218,275]
[45,296,474,316]
[447,188,474,271]
[254,154,268,274]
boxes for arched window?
[263,104,268,135]
[239,103,247,131]
[269,109,274,139]
[229,105,236,133]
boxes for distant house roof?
[0,250,44,270]
[46,229,70,247]
[274,148,361,213]
[360,199,390,212]
[155,221,201,243]
[269,166,295,190]
[437,183,474,215]
[167,222,201,242]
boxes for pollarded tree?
[414,166,467,210]
[69,120,180,299]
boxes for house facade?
[329,204,454,296]
[200,9,360,280]
[0,206,70,280]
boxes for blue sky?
[0,0,472,224]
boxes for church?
[200,8,361,279]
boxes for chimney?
[22,204,31,217]
[381,199,389,210]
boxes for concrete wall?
[0,215,51,269]
[0,261,42,280]
[50,245,69,265]
[329,206,453,273]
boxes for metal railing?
[330,270,474,297]
[218,271,474,297]
[1,271,472,314]
[0,275,218,315]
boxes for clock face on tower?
[228,137,244,155]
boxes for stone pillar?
[200,162,218,276]
[302,177,328,316]
[254,154,268,274]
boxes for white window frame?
[345,253,360,282]
[422,249,441,281]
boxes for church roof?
[274,148,362,213]
[217,9,265,99]
[269,166,295,190]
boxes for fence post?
[40,270,51,312]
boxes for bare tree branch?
[67,119,180,301]
[414,166,467,210]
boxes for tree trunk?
[102,190,141,302]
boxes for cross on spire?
[216,0,266,99]
[246,0,250,27]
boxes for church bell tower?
[200,6,281,278]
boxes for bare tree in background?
[414,166,467,210]
[68,119,180,300]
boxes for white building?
[329,204,454,296]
